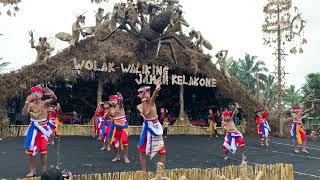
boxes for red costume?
[256,111,270,141]
[95,107,104,136]
[24,86,52,156]
[108,95,129,149]
[290,105,307,144]
[101,108,112,143]
[222,111,245,154]
[48,110,57,136]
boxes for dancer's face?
[110,100,118,106]
[209,109,213,114]
[33,91,43,100]
[142,91,150,99]
[103,103,110,109]
[292,111,302,119]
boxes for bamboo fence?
[5,125,246,137]
[19,163,293,180]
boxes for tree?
[0,57,10,73]
[228,54,268,95]
[262,74,277,109]
[283,85,302,107]
[302,73,320,100]
[302,73,320,117]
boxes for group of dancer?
[91,81,166,171]
[21,81,316,177]
[22,80,166,176]
[208,101,316,162]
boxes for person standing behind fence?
[207,108,218,137]
[159,108,170,138]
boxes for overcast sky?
[0,0,319,88]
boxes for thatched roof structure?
[0,31,259,133]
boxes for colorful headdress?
[137,86,151,93]
[109,95,118,102]
[292,105,302,112]
[30,85,44,93]
[222,111,233,117]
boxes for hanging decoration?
[0,0,21,16]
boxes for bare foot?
[242,154,247,162]
[26,170,36,177]
[224,156,229,161]
[112,157,120,162]
[124,157,130,164]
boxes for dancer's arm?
[44,88,57,104]
[22,94,34,116]
[151,80,161,103]
[303,102,315,115]
[117,92,124,109]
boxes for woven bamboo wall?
[19,163,293,180]
[6,125,246,137]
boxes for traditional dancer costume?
[138,117,166,159]
[24,86,53,156]
[47,109,57,137]
[223,111,245,154]
[108,95,129,150]
[95,106,104,137]
[256,110,271,144]
[101,108,112,143]
[290,105,307,145]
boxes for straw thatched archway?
[0,32,259,135]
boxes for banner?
[73,59,216,87]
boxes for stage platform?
[0,135,319,180]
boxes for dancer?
[222,104,246,162]
[255,106,271,146]
[100,102,112,151]
[221,108,229,133]
[94,102,104,140]
[207,108,218,137]
[55,114,63,139]
[290,103,314,153]
[108,93,130,163]
[22,85,57,177]
[47,103,61,145]
[137,80,166,171]
[159,108,170,138]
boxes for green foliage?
[0,57,10,72]
[284,85,302,107]
[262,74,276,107]
[302,73,320,100]
[302,73,320,117]
[228,53,268,95]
